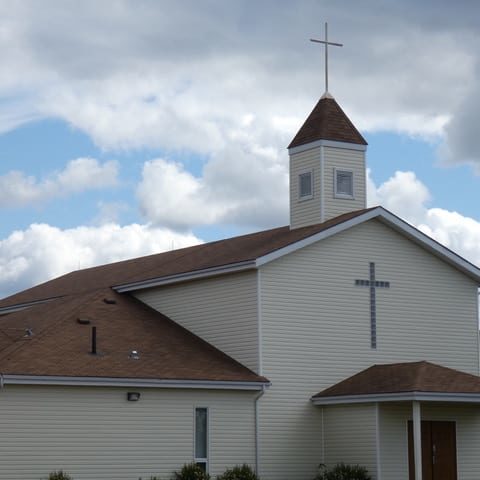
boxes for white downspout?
[254,385,266,475]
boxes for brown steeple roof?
[288,96,367,148]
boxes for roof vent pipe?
[91,326,97,355]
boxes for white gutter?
[312,391,480,405]
[2,374,270,391]
[114,260,256,293]
[254,384,266,475]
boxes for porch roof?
[312,361,480,405]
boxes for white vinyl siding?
[290,147,321,229]
[0,385,256,480]
[258,218,479,480]
[135,271,259,372]
[379,402,480,480]
[323,146,365,220]
[323,404,377,478]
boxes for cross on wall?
[355,263,390,349]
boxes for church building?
[1,77,480,480]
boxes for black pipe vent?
[77,318,91,325]
[91,326,97,355]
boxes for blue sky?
[0,0,480,298]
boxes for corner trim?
[1,374,270,390]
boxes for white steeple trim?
[321,91,334,99]
[288,138,367,155]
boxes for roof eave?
[288,138,367,155]
[311,391,480,405]
[113,260,257,293]
[0,374,270,391]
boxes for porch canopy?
[311,360,480,405]
[312,361,480,480]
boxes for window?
[298,171,313,200]
[334,169,354,198]
[195,407,208,472]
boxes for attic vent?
[77,318,91,325]
[129,350,140,360]
[103,298,117,305]
[24,328,34,338]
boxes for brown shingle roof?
[0,208,374,308]
[288,97,367,148]
[313,361,480,398]
[0,288,267,383]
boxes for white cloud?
[0,158,118,208]
[368,170,430,225]
[368,170,480,266]
[137,143,289,231]
[0,222,201,298]
[0,1,478,167]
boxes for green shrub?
[46,472,72,480]
[173,463,211,480]
[217,464,258,480]
[314,463,371,480]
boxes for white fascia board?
[375,208,480,283]
[256,207,382,267]
[1,374,270,391]
[114,260,256,293]
[256,206,480,283]
[311,391,480,405]
[289,139,367,155]
[0,297,57,315]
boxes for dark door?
[408,421,457,480]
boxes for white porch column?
[412,401,422,480]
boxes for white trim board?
[288,139,367,155]
[114,260,256,293]
[256,207,480,283]
[0,297,58,315]
[311,391,480,405]
[0,374,270,390]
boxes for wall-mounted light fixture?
[127,392,141,402]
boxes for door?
[408,421,457,480]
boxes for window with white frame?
[334,169,354,198]
[194,407,208,472]
[298,171,313,200]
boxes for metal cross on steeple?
[310,22,343,95]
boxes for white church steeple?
[288,25,368,229]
